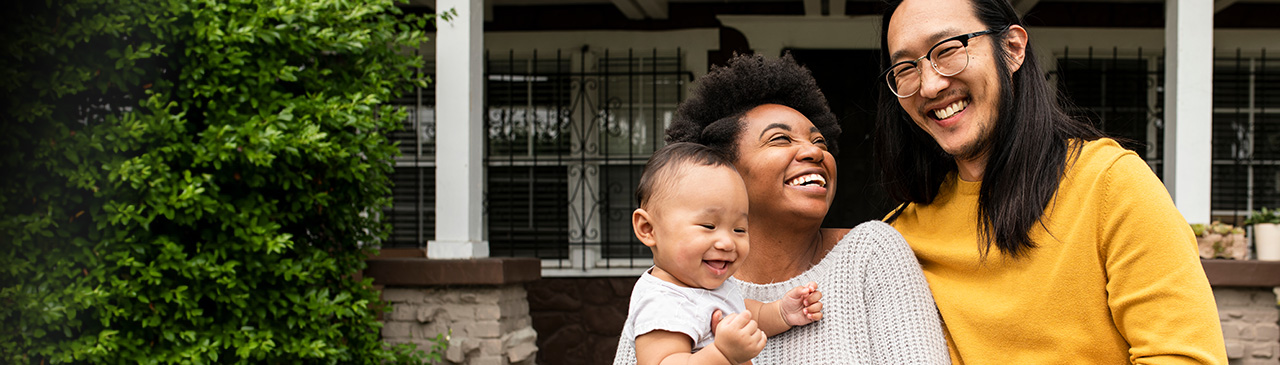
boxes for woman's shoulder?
[836,220,906,245]
[829,221,914,263]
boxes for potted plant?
[1192,221,1248,260]
[1245,207,1280,261]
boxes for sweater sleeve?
[857,222,951,364]
[1099,153,1227,364]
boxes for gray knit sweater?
[613,221,950,364]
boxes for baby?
[614,142,824,365]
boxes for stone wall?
[383,285,538,365]
[1216,288,1280,365]
[526,277,635,365]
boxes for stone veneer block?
[1215,287,1280,363]
[370,257,540,365]
[1261,325,1280,342]
[1204,260,1280,364]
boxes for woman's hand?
[781,282,824,327]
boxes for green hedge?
[1,0,433,362]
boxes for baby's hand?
[712,311,765,364]
[780,282,823,327]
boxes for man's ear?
[1004,24,1029,73]
[633,208,658,248]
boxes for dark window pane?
[489,166,570,258]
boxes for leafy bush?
[1,0,432,362]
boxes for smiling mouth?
[704,260,730,270]
[932,99,968,120]
[703,260,734,275]
[786,173,826,188]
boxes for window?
[1056,49,1161,161]
[1056,48,1280,222]
[485,49,689,271]
[386,49,690,272]
[1212,55,1280,217]
[385,63,435,248]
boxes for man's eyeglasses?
[882,25,1010,98]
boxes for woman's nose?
[797,142,824,162]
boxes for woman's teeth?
[933,99,968,120]
[786,174,826,187]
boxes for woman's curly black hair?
[665,53,841,161]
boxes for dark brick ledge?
[1202,259,1280,287]
[366,254,541,286]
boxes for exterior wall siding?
[527,277,634,365]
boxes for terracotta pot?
[1256,223,1280,261]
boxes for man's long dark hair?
[876,0,1105,259]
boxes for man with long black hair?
[876,0,1227,363]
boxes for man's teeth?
[786,174,826,187]
[933,99,968,120]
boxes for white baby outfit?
[613,267,747,363]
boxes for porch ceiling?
[401,0,1280,29]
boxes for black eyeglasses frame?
[881,25,1011,98]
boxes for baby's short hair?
[635,142,736,209]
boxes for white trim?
[609,0,646,20]
[434,0,489,258]
[635,0,668,19]
[540,258,653,277]
[484,29,716,79]
[393,160,437,167]
[717,15,881,58]
[542,267,649,277]
[803,0,822,17]
[541,258,655,268]
[427,239,489,259]
[1030,28,1280,57]
[1164,0,1215,225]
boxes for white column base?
[428,240,490,259]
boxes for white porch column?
[1163,0,1213,224]
[430,0,488,259]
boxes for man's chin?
[940,135,992,162]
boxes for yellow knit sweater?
[890,139,1226,364]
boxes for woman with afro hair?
[614,53,950,364]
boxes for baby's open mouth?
[704,260,730,270]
